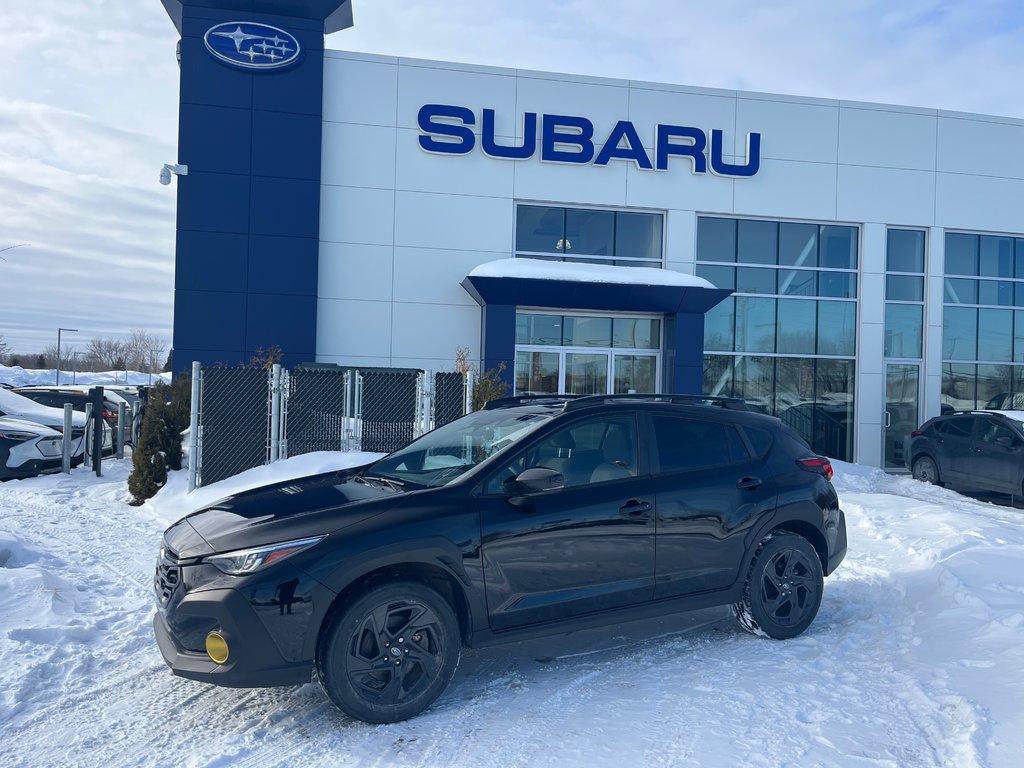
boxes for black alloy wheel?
[317,581,460,724]
[734,532,823,640]
[912,455,943,486]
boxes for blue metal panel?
[245,293,317,359]
[175,231,249,292]
[162,1,352,34]
[480,304,516,390]
[248,236,318,295]
[179,104,252,175]
[249,177,320,238]
[672,313,707,395]
[177,36,253,110]
[251,111,322,179]
[176,172,251,234]
[173,290,248,351]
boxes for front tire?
[912,455,943,486]
[733,532,823,640]
[317,581,461,723]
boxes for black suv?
[907,410,1024,495]
[154,394,847,723]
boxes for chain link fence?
[189,364,474,488]
[196,367,271,486]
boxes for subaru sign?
[417,104,761,177]
[203,22,302,71]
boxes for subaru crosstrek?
[154,394,847,723]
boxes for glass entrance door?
[884,363,921,470]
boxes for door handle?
[736,476,762,490]
[619,500,652,516]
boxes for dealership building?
[159,0,1024,469]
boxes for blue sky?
[1,0,1023,354]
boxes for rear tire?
[733,532,823,640]
[912,455,943,486]
[317,581,461,724]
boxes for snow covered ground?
[0,363,170,388]
[2,453,1024,767]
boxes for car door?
[648,412,778,599]
[477,413,655,631]
[970,417,1024,493]
[934,416,975,485]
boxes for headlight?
[0,429,37,441]
[205,535,325,576]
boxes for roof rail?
[482,394,580,410]
[564,393,748,411]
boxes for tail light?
[911,430,924,437]
[102,409,116,420]
[798,456,834,480]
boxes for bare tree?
[0,333,9,360]
[124,328,166,372]
[85,337,128,370]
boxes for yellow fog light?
[206,631,230,664]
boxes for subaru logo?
[204,22,302,71]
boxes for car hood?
[164,470,400,559]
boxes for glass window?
[613,355,657,393]
[945,233,978,276]
[1015,283,1024,308]
[779,223,818,267]
[776,357,817,414]
[736,267,776,294]
[943,364,977,411]
[979,236,1015,278]
[515,351,559,394]
[612,318,660,349]
[818,272,857,299]
[696,217,736,262]
[776,299,817,355]
[737,220,777,264]
[817,301,856,356]
[696,264,735,290]
[703,354,733,398]
[703,297,734,352]
[735,297,776,353]
[978,280,1015,307]
[942,414,975,438]
[944,278,977,304]
[615,212,662,263]
[820,226,858,269]
[978,419,1021,446]
[885,304,923,358]
[521,416,637,487]
[943,307,977,360]
[778,269,816,296]
[564,352,608,394]
[886,275,924,302]
[516,206,564,253]
[516,314,562,345]
[1017,239,1024,279]
[887,229,925,273]
[1016,311,1024,363]
[978,309,1013,362]
[726,427,750,461]
[977,366,1012,409]
[653,416,731,471]
[731,356,775,414]
[563,316,612,347]
[565,208,614,256]
[812,359,854,461]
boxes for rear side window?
[743,425,774,456]
[653,415,731,471]
[941,417,974,439]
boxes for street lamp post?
[56,327,78,385]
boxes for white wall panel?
[839,108,937,171]
[515,75,630,142]
[390,303,481,361]
[323,55,398,127]
[395,127,515,197]
[665,209,697,270]
[935,173,1024,233]
[627,86,736,145]
[319,186,394,246]
[836,165,935,226]
[392,247,496,306]
[318,243,394,302]
[397,62,517,137]
[937,115,1024,178]
[625,162,734,213]
[733,160,837,221]
[513,146,628,207]
[321,123,396,189]
[736,98,838,164]
[317,298,393,358]
[393,191,512,253]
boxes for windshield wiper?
[356,474,405,492]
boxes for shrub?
[127,376,192,503]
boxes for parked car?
[13,386,124,449]
[0,387,109,461]
[154,393,847,724]
[0,417,65,480]
[906,410,1024,495]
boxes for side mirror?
[514,466,565,493]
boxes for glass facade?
[697,217,858,461]
[942,233,1024,410]
[516,205,664,268]
[515,312,661,396]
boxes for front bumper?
[153,587,313,688]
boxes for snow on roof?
[467,258,716,288]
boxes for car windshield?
[363,408,553,489]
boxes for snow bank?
[0,363,170,387]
